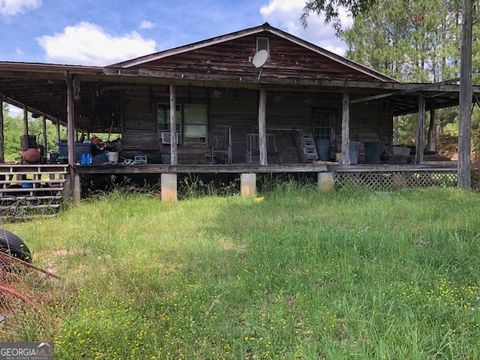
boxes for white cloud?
[0,0,41,16]
[259,0,351,55]
[37,22,157,66]
[140,20,156,30]
[15,47,23,55]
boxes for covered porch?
[0,61,471,203]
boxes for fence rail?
[0,165,68,220]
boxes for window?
[184,104,207,143]
[312,109,335,141]
[157,103,182,131]
[256,37,269,53]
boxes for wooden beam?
[23,106,28,136]
[169,84,177,165]
[42,114,48,161]
[341,92,350,165]
[0,95,4,163]
[427,109,436,152]
[103,68,480,94]
[56,121,61,143]
[65,73,75,194]
[415,95,426,164]
[350,92,398,104]
[258,88,267,166]
[1,95,63,125]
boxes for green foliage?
[303,0,480,146]
[2,104,65,161]
[3,188,480,358]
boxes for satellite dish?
[252,50,268,68]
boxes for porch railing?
[0,164,68,220]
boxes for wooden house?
[0,23,477,203]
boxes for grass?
[2,185,480,359]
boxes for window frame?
[157,103,183,132]
[256,36,270,53]
[183,103,208,144]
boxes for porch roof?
[0,61,478,131]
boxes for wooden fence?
[0,165,68,220]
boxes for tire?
[0,229,32,263]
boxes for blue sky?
[0,0,349,66]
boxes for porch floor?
[74,161,457,175]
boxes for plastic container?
[364,142,382,164]
[107,151,119,163]
[80,153,92,166]
[349,141,359,165]
[315,139,331,161]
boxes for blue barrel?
[364,142,381,164]
[315,139,330,161]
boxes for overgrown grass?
[2,186,480,359]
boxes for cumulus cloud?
[259,0,351,55]
[140,20,156,30]
[37,22,157,66]
[0,0,41,16]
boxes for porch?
[0,60,472,207]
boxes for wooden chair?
[246,133,278,164]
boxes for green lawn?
[3,186,480,359]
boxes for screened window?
[157,104,182,131]
[312,109,335,140]
[256,37,269,53]
[184,104,207,143]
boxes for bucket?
[107,151,119,163]
[364,142,382,164]
[315,139,330,161]
[349,141,359,165]
[335,142,359,164]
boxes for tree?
[303,0,476,189]
[458,0,473,189]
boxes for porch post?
[415,95,425,164]
[169,84,177,165]
[56,121,61,143]
[42,114,48,160]
[23,106,28,136]
[0,95,4,163]
[66,74,76,198]
[427,108,436,152]
[341,92,350,165]
[258,88,267,165]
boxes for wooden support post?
[240,173,256,196]
[169,85,177,165]
[23,106,28,136]
[73,174,81,204]
[66,74,76,200]
[415,95,425,165]
[0,95,4,163]
[161,173,177,201]
[318,172,335,192]
[42,114,48,160]
[56,121,61,143]
[341,93,350,165]
[258,88,267,166]
[427,109,436,152]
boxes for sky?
[0,0,350,66]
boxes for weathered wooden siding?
[121,85,392,164]
[131,32,380,82]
